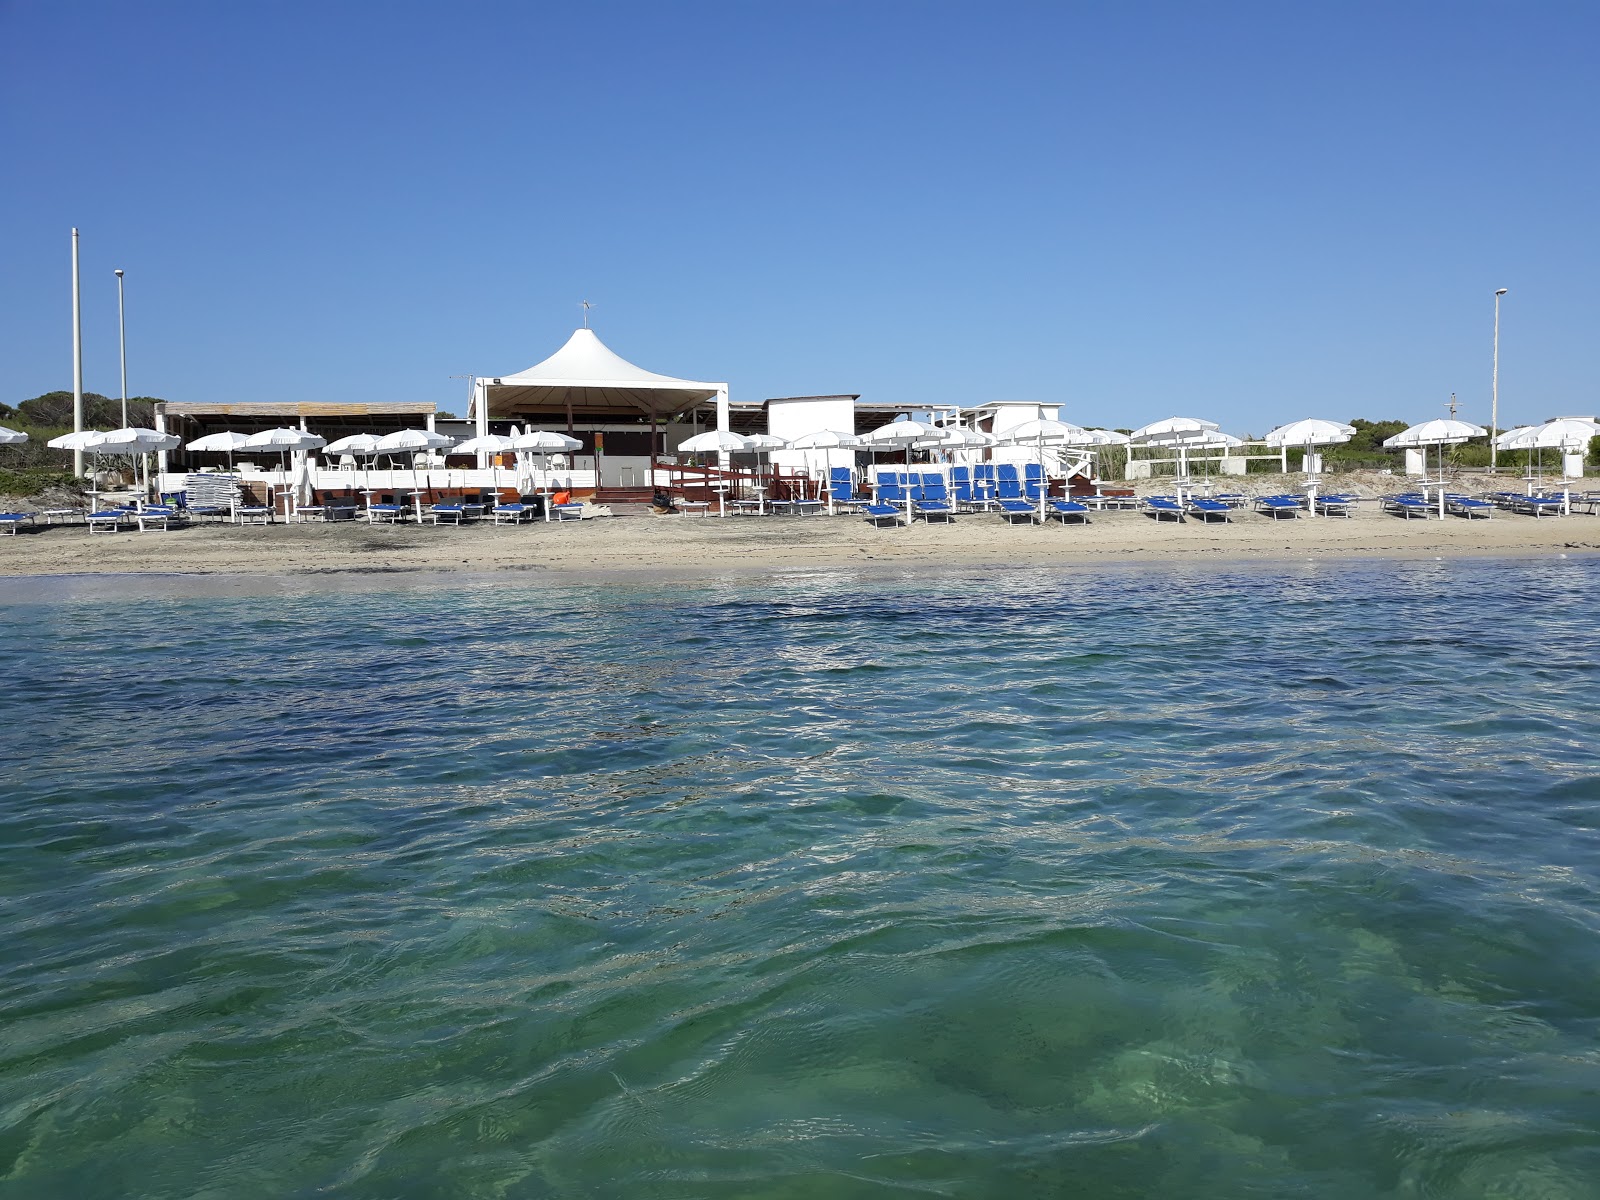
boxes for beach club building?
[467,328,730,492]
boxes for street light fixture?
[114,269,129,429]
[1490,287,1508,471]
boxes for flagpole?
[71,228,84,477]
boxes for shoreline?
[1,507,1596,594]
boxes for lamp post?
[1490,287,1508,471]
[115,269,128,427]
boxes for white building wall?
[768,396,858,478]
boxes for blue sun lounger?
[1313,493,1358,517]
[491,503,532,524]
[1186,497,1232,523]
[915,474,955,522]
[861,502,904,527]
[1382,493,1433,519]
[1445,495,1494,519]
[1254,495,1303,519]
[0,513,34,535]
[973,463,998,506]
[827,468,871,513]
[997,498,1039,524]
[422,503,483,525]
[1511,494,1566,517]
[1144,497,1185,522]
[950,466,979,511]
[1023,463,1045,502]
[995,464,1024,501]
[1045,499,1090,524]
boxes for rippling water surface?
[3,558,1599,1198]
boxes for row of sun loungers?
[1380,490,1581,519]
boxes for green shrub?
[0,468,82,498]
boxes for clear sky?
[2,1,1596,434]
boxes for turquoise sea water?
[3,558,1599,1199]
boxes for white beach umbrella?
[511,429,584,454]
[678,428,752,453]
[375,429,452,510]
[784,428,864,508]
[246,427,329,510]
[1496,418,1600,497]
[1129,416,1225,485]
[48,430,116,498]
[324,432,382,455]
[786,429,863,450]
[1264,419,1355,505]
[863,420,945,515]
[1523,417,1600,449]
[85,427,180,498]
[1079,429,1131,484]
[0,425,29,446]
[741,433,786,509]
[1264,418,1357,448]
[1494,425,1538,451]
[90,426,180,454]
[510,429,583,520]
[322,432,383,499]
[186,430,251,478]
[927,427,995,497]
[785,431,866,511]
[48,429,109,452]
[679,429,751,516]
[1382,418,1485,448]
[999,419,1094,516]
[453,433,517,506]
[934,426,995,449]
[186,430,250,454]
[1129,416,1221,443]
[1384,419,1488,517]
[246,426,327,453]
[48,429,117,497]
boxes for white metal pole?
[71,229,84,477]
[1491,288,1507,471]
[115,269,128,427]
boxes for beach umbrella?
[785,429,863,449]
[186,430,251,479]
[742,432,786,510]
[48,429,116,500]
[998,418,1095,516]
[785,430,865,511]
[510,429,583,520]
[0,425,28,446]
[1383,419,1486,518]
[678,429,751,516]
[1265,419,1354,501]
[1078,429,1130,482]
[1497,418,1600,501]
[453,433,517,506]
[863,419,944,517]
[1129,416,1224,486]
[81,427,180,498]
[322,433,383,501]
[375,429,453,512]
[246,428,328,513]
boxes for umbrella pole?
[1037,432,1046,519]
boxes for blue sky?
[2,1,1595,433]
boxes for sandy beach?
[2,500,1595,581]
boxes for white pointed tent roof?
[473,328,725,420]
